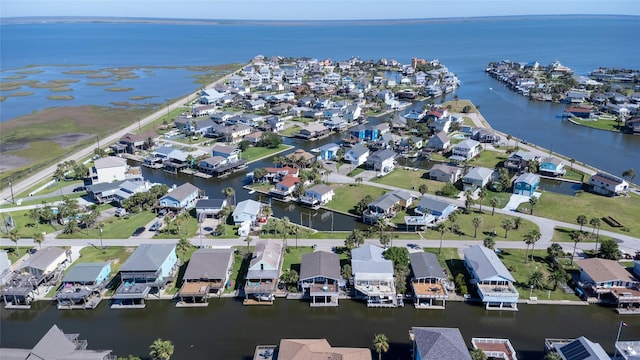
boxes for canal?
[2,299,638,359]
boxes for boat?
[248,190,256,194]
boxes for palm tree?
[547,266,568,291]
[489,197,500,216]
[501,218,514,239]
[176,237,192,265]
[379,233,391,249]
[528,196,538,215]
[472,216,483,238]
[526,229,541,262]
[434,222,447,254]
[471,348,488,360]
[33,232,45,249]
[8,229,20,256]
[374,218,386,238]
[418,184,428,196]
[569,158,575,171]
[149,339,174,360]
[372,333,389,360]
[464,190,474,214]
[569,231,583,265]
[576,215,588,232]
[483,236,496,250]
[281,216,290,249]
[222,187,236,206]
[355,177,363,187]
[622,168,636,183]
[513,217,522,231]
[244,236,253,252]
[477,188,487,213]
[528,269,545,290]
[448,212,458,232]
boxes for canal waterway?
[2,299,638,359]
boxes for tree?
[569,231,583,265]
[33,232,45,249]
[483,236,496,250]
[222,187,236,206]
[281,216,291,249]
[149,339,174,360]
[176,237,192,264]
[434,222,447,254]
[29,208,41,226]
[598,239,621,260]
[472,216,483,238]
[379,233,391,249]
[576,215,588,232]
[341,264,352,280]
[501,218,514,239]
[622,168,636,183]
[470,348,488,360]
[8,229,20,256]
[418,184,428,196]
[547,266,568,291]
[547,243,564,261]
[280,269,299,290]
[372,333,389,360]
[62,219,80,235]
[464,190,474,214]
[513,217,522,231]
[448,212,458,232]
[526,229,541,262]
[589,217,601,250]
[118,356,142,360]
[528,270,545,290]
[544,352,562,360]
[528,196,538,215]
[383,247,410,269]
[344,229,364,249]
[253,167,268,183]
[355,177,363,187]
[477,188,487,213]
[489,197,500,216]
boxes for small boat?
[248,190,256,194]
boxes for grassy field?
[551,226,609,244]
[242,144,292,162]
[58,211,157,239]
[568,116,621,132]
[468,149,508,169]
[516,191,640,237]
[371,167,447,194]
[280,125,301,137]
[74,246,135,275]
[325,184,386,215]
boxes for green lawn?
[477,191,513,210]
[281,125,301,137]
[516,191,640,237]
[325,184,386,215]
[58,211,157,239]
[551,226,610,244]
[370,167,447,194]
[419,210,540,241]
[15,178,83,199]
[0,192,85,209]
[569,116,621,132]
[281,246,314,273]
[468,149,507,169]
[75,246,135,275]
[0,209,59,237]
[242,144,292,163]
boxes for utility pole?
[137,117,141,133]
[8,179,15,204]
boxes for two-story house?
[158,182,203,211]
[463,245,519,310]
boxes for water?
[538,178,582,196]
[1,16,638,175]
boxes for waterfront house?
[316,143,340,160]
[430,117,453,133]
[158,182,203,211]
[298,123,329,140]
[565,106,593,118]
[409,252,449,309]
[625,117,640,135]
[243,131,263,144]
[362,190,414,224]
[512,172,540,196]
[463,245,519,310]
[20,246,67,277]
[414,197,457,220]
[409,327,472,360]
[426,131,450,152]
[116,131,159,154]
[264,115,285,132]
[0,324,114,360]
[589,172,629,197]
[471,338,518,360]
[451,139,481,161]
[366,149,396,173]
[299,184,335,207]
[198,156,226,173]
[211,143,241,162]
[270,175,301,199]
[275,339,371,360]
[218,124,251,143]
[286,149,315,167]
[86,179,151,205]
[428,164,463,183]
[538,156,566,177]
[89,156,128,184]
[471,128,501,144]
[232,199,262,224]
[56,262,111,309]
[344,144,370,166]
[195,198,227,219]
[576,258,640,308]
[112,244,178,308]
[178,248,234,305]
[323,114,348,130]
[503,150,537,173]
[264,166,299,182]
[1,272,39,307]
[351,244,398,307]
[299,251,342,307]
[244,239,283,303]
[462,166,496,192]
[556,336,610,360]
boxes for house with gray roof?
[451,139,481,160]
[299,184,335,208]
[362,190,414,224]
[589,172,629,197]
[556,336,610,360]
[178,248,234,305]
[409,327,472,360]
[244,239,283,303]
[195,198,227,218]
[366,149,396,173]
[159,182,203,211]
[539,156,566,177]
[112,244,177,308]
[299,251,342,307]
[513,172,540,196]
[429,164,463,183]
[232,199,262,224]
[297,123,329,140]
[344,143,370,166]
[463,245,519,310]
[414,197,458,220]
[426,131,451,152]
[504,150,537,172]
[462,166,496,191]
[410,252,449,309]
[351,244,397,307]
[56,262,111,309]
[20,246,68,277]
[0,324,114,360]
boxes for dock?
[243,298,274,306]
[253,345,276,360]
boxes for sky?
[1,0,639,20]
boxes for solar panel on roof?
[559,340,590,360]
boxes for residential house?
[426,131,451,152]
[323,115,348,131]
[625,117,640,135]
[351,244,398,307]
[316,143,340,160]
[232,199,262,224]
[218,124,252,143]
[112,244,178,307]
[429,164,463,183]
[344,144,370,166]
[85,179,151,205]
[264,166,299,182]
[410,252,449,308]
[158,182,203,211]
[471,128,501,144]
[244,240,283,302]
[589,172,629,197]
[299,184,335,207]
[366,149,396,173]
[270,175,301,199]
[264,115,285,132]
[286,149,315,167]
[299,251,342,306]
[227,74,244,88]
[539,156,566,177]
[556,337,610,360]
[298,123,329,140]
[243,131,263,145]
[576,258,640,307]
[565,106,593,118]
[462,167,496,191]
[198,156,227,174]
[451,139,481,161]
[89,156,129,184]
[20,246,68,277]
[0,250,11,286]
[463,245,519,310]
[0,324,114,360]
[362,190,414,224]
[430,117,453,133]
[195,198,227,218]
[409,327,472,360]
[200,88,226,104]
[349,124,386,141]
[503,150,537,173]
[56,262,111,309]
[513,172,540,196]
[414,197,458,220]
[211,143,241,162]
[115,131,159,154]
[275,339,371,360]
[178,248,234,304]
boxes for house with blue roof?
[351,244,398,307]
[463,245,519,310]
[159,182,203,211]
[56,262,111,309]
[513,172,540,196]
[316,143,340,161]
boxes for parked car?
[149,221,161,232]
[115,208,127,217]
[132,227,145,236]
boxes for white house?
[232,199,262,224]
[20,246,68,276]
[451,139,481,161]
[89,157,128,184]
[344,144,369,166]
[462,167,495,191]
[159,183,202,211]
[463,245,519,310]
[589,172,629,197]
[299,184,335,207]
[351,244,398,307]
[366,149,396,173]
